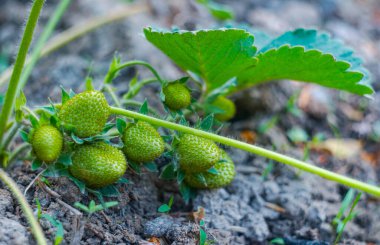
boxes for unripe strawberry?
[122,121,165,163]
[69,142,127,188]
[58,90,110,138]
[163,82,191,110]
[31,125,63,163]
[210,96,236,121]
[177,134,220,173]
[185,149,235,189]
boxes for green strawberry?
[69,142,127,188]
[185,149,235,189]
[209,96,236,121]
[122,121,165,163]
[58,90,110,138]
[31,125,63,163]
[177,134,220,173]
[163,82,191,110]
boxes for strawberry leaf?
[160,163,176,180]
[144,28,257,91]
[236,29,373,96]
[158,204,171,213]
[139,99,149,115]
[145,27,373,96]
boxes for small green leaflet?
[61,86,71,104]
[145,28,373,96]
[144,28,257,91]
[40,214,64,245]
[196,0,234,21]
[116,117,127,134]
[139,99,149,115]
[160,163,176,180]
[15,91,27,123]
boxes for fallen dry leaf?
[147,237,161,245]
[339,103,363,121]
[193,206,205,223]
[310,138,363,160]
[360,144,380,167]
[240,130,256,144]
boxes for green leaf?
[40,214,64,245]
[179,183,193,204]
[85,76,94,91]
[199,227,207,245]
[129,161,141,174]
[177,169,185,184]
[98,185,120,197]
[31,158,43,171]
[237,29,373,96]
[206,77,237,103]
[20,130,29,142]
[61,86,70,104]
[15,91,27,122]
[57,153,72,166]
[168,195,174,208]
[143,162,158,172]
[270,238,285,245]
[116,118,127,134]
[207,167,218,175]
[139,99,149,115]
[158,204,171,213]
[74,202,90,213]
[196,0,234,21]
[0,94,4,107]
[160,163,176,180]
[199,114,214,132]
[35,198,42,220]
[116,177,130,184]
[71,133,84,144]
[104,55,121,84]
[287,127,309,143]
[144,28,257,91]
[104,201,118,209]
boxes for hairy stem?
[110,106,380,197]
[1,123,22,151]
[18,0,72,91]
[0,3,149,89]
[0,169,47,245]
[104,61,164,84]
[7,143,31,167]
[0,0,45,143]
[122,99,162,118]
[123,78,158,99]
[103,84,121,107]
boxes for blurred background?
[1,0,380,244]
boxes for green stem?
[7,143,31,167]
[0,0,45,144]
[18,0,72,91]
[0,169,47,245]
[122,99,161,118]
[1,123,21,151]
[110,106,380,197]
[103,84,121,107]
[123,78,158,100]
[105,61,164,85]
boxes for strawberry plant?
[1,1,380,244]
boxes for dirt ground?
[1,0,380,244]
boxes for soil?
[1,0,380,244]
